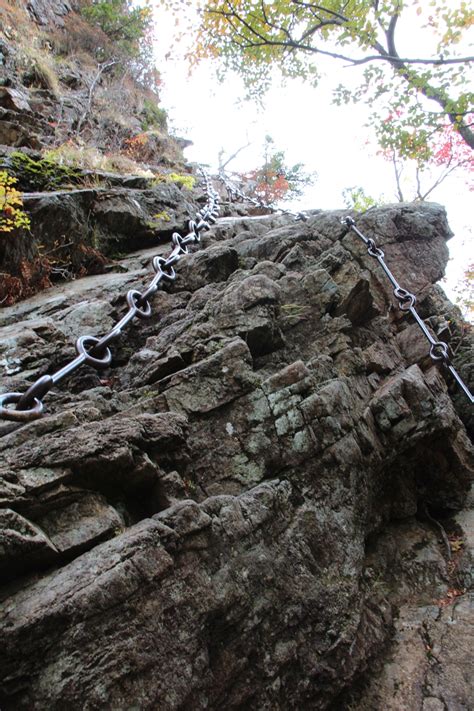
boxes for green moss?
[167,173,195,190]
[152,172,196,190]
[153,210,171,221]
[9,152,83,191]
[145,210,172,231]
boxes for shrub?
[141,99,167,131]
[122,132,149,160]
[59,13,113,59]
[240,135,316,205]
[0,171,31,233]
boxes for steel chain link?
[342,216,473,404]
[0,170,220,422]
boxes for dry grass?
[0,0,30,29]
[0,1,62,97]
[30,55,61,96]
[103,153,154,176]
[58,13,114,65]
[44,141,155,177]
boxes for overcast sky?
[151,3,473,313]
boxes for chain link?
[342,216,473,404]
[0,170,220,422]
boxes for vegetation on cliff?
[0,172,30,233]
[0,0,198,304]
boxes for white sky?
[151,2,473,311]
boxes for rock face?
[1,199,473,709]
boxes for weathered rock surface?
[1,199,473,709]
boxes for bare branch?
[391,151,404,202]
[76,59,118,136]
[417,157,470,201]
[218,141,252,170]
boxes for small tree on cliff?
[240,135,316,204]
[166,0,474,163]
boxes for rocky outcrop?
[0,200,473,709]
[25,0,74,27]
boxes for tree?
[377,115,474,200]
[342,185,380,211]
[178,0,474,159]
[343,117,473,207]
[234,135,316,204]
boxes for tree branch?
[346,54,474,67]
[291,0,349,23]
[391,150,404,202]
[218,141,252,170]
[374,12,474,148]
[209,9,474,67]
[207,3,474,148]
[76,60,118,136]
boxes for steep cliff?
[1,2,474,710]
[1,194,473,709]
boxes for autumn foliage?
[430,120,474,180]
[239,136,316,205]
[172,0,474,159]
[0,172,31,234]
[378,114,474,201]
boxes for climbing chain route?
[0,181,472,422]
[0,171,220,422]
[343,216,473,404]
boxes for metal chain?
[342,216,473,404]
[0,170,220,422]
[2,186,471,421]
[218,172,308,221]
